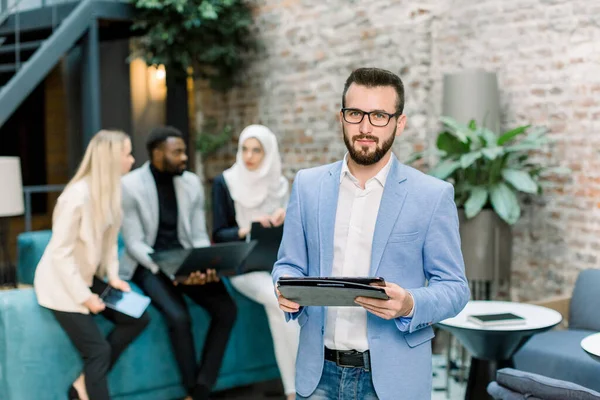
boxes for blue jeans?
[297,360,379,400]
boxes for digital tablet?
[277,277,389,307]
[100,287,151,319]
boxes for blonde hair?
[67,130,129,233]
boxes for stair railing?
[0,0,29,73]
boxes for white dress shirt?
[323,154,394,352]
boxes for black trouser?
[52,278,150,400]
[131,266,237,395]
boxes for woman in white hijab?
[212,125,298,400]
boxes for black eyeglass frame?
[340,108,402,127]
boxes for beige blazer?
[34,180,120,314]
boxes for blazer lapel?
[370,158,408,276]
[319,162,342,277]
[174,176,192,242]
[141,163,159,236]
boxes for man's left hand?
[355,282,413,320]
[109,278,131,292]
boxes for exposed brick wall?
[196,0,599,301]
[196,0,437,179]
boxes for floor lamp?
[0,157,24,288]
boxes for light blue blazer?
[272,156,470,400]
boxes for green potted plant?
[408,116,567,298]
[194,117,234,233]
[194,117,234,182]
[409,116,564,224]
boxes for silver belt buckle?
[335,351,356,368]
[362,351,371,372]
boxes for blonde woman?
[34,130,150,400]
[212,125,299,400]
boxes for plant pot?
[458,209,512,300]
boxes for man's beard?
[163,158,186,176]
[343,125,396,166]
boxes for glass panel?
[7,0,42,12]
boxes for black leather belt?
[325,347,371,370]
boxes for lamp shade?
[0,157,24,217]
[442,69,501,133]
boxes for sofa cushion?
[514,329,600,392]
[496,368,600,400]
[569,269,600,331]
[17,230,125,285]
[487,381,534,400]
[16,230,52,285]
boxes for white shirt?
[323,154,393,352]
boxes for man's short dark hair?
[146,126,183,158]
[342,67,405,114]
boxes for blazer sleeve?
[271,170,309,321]
[397,184,470,333]
[100,226,120,282]
[121,181,160,273]
[211,174,242,243]
[50,191,93,304]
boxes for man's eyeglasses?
[341,108,400,127]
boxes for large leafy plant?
[131,0,255,90]
[409,117,564,225]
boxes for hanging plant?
[130,0,256,90]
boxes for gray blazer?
[119,162,211,280]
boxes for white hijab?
[223,125,289,230]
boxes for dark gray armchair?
[513,269,600,392]
[487,368,600,400]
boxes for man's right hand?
[276,276,300,313]
[84,294,106,314]
[174,269,220,286]
[174,271,206,286]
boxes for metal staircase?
[0,0,134,131]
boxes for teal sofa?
[0,230,280,400]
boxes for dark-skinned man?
[119,126,237,400]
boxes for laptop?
[150,241,258,279]
[243,222,284,273]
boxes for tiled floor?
[210,354,467,400]
[431,353,467,400]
